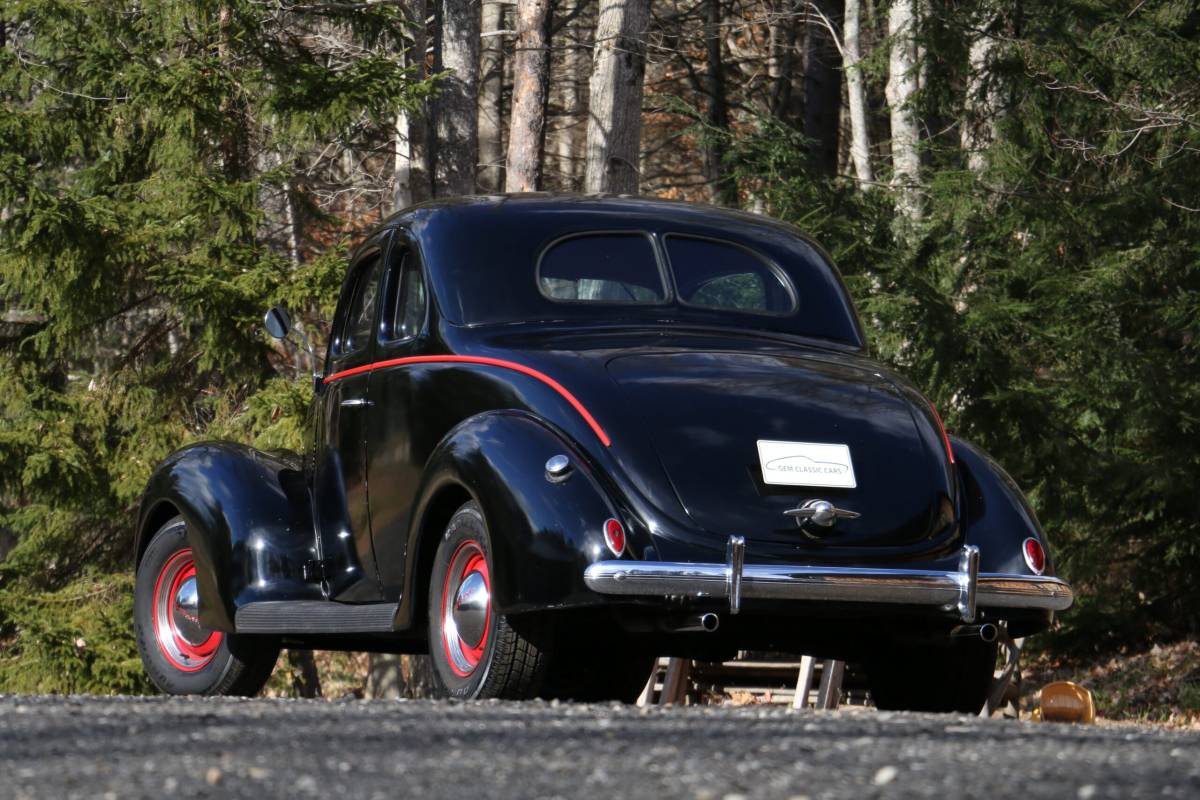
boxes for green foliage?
[0,573,151,694]
[727,0,1200,652]
[0,0,431,693]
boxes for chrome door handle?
[339,398,371,408]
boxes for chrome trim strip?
[582,560,1073,615]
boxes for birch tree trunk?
[478,0,505,191]
[961,6,1004,174]
[844,0,873,186]
[885,0,922,223]
[433,0,481,196]
[583,0,650,194]
[395,106,421,208]
[506,0,552,192]
[395,0,431,209]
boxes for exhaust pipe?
[950,622,997,642]
[663,613,720,633]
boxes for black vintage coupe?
[133,195,1072,710]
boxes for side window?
[340,255,383,354]
[392,253,427,341]
[666,235,796,315]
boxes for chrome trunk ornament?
[785,499,861,528]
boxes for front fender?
[397,411,624,627]
[135,442,321,632]
[951,436,1055,577]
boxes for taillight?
[1023,537,1046,575]
[927,399,956,465]
[603,518,626,557]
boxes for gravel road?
[1,695,1197,799]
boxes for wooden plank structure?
[639,624,1024,714]
[638,655,853,708]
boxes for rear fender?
[951,436,1055,577]
[396,411,623,628]
[135,442,322,632]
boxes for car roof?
[381,193,813,242]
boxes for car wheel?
[134,517,280,696]
[428,501,553,699]
[864,638,997,713]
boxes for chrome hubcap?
[452,571,490,648]
[440,540,492,678]
[171,576,207,646]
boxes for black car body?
[133,195,1072,708]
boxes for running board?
[235,601,399,634]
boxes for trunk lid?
[605,350,956,551]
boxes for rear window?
[538,233,666,304]
[666,235,796,315]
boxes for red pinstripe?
[323,355,612,447]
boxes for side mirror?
[263,304,322,390]
[264,305,293,340]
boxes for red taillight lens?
[1022,537,1046,575]
[927,399,955,465]
[603,518,626,557]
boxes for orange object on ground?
[1039,681,1096,723]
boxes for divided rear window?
[536,231,796,316]
[538,233,666,304]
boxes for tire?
[134,517,280,696]
[865,638,998,713]
[428,502,554,699]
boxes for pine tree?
[0,0,432,692]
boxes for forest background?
[0,0,1198,699]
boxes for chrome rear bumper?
[582,542,1073,623]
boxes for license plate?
[756,440,857,488]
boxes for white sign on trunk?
[756,440,857,488]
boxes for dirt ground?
[276,640,1200,729]
[1022,640,1200,729]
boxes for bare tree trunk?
[885,0,922,223]
[433,0,481,196]
[704,0,736,206]
[395,107,419,208]
[553,4,590,190]
[287,650,322,698]
[764,1,801,125]
[584,0,650,194]
[803,0,845,175]
[478,0,506,191]
[396,0,433,207]
[844,0,873,186]
[366,653,438,698]
[961,6,1004,174]
[506,0,552,191]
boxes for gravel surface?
[1,695,1197,799]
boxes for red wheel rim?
[152,548,223,672]
[440,540,492,678]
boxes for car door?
[313,241,387,601]
[364,236,430,598]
